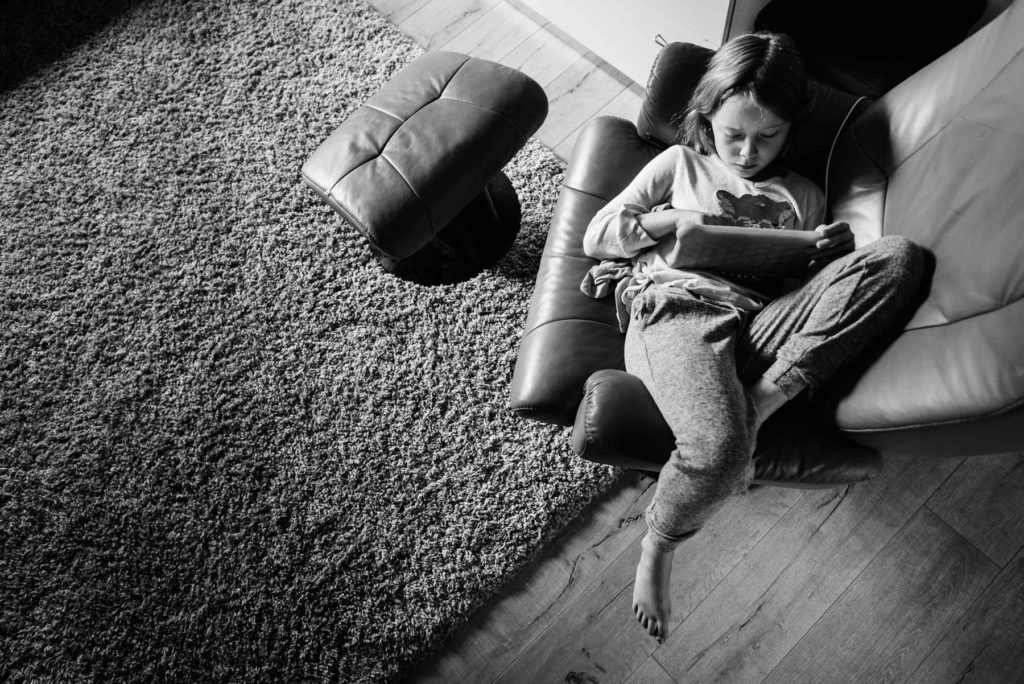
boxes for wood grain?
[927,452,1024,567]
[496,484,805,683]
[365,0,434,25]
[554,86,643,160]
[496,23,583,88]
[413,472,655,683]
[654,453,962,683]
[907,547,1024,683]
[397,0,501,51]
[624,655,677,684]
[534,56,625,156]
[763,507,998,684]
[438,2,541,62]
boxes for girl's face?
[709,93,791,179]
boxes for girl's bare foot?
[632,533,674,641]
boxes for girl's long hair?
[676,32,808,159]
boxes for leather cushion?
[824,1,1024,453]
[301,51,547,259]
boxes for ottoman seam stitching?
[378,150,434,234]
[363,102,406,123]
[438,95,530,144]
[323,90,447,204]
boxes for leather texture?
[510,2,1024,483]
[301,52,547,259]
[824,0,1024,453]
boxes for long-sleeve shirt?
[582,144,825,326]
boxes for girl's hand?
[807,221,855,273]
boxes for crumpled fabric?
[580,259,636,332]
[580,259,634,299]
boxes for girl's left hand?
[807,221,855,272]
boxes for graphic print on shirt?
[715,190,796,229]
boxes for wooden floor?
[366,2,1024,682]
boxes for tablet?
[663,224,821,277]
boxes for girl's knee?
[866,235,927,287]
[873,235,924,269]
[674,432,752,485]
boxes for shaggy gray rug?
[0,0,620,680]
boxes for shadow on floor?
[0,0,139,92]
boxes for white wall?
[519,0,735,84]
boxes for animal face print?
[715,190,796,229]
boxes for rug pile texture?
[0,1,620,680]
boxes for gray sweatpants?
[623,236,926,552]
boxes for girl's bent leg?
[625,287,756,639]
[625,287,757,551]
[737,235,927,397]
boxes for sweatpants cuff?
[763,361,812,400]
[644,516,698,553]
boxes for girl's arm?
[583,147,697,260]
[637,208,709,240]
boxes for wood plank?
[496,484,805,683]
[497,24,583,89]
[927,452,1024,567]
[907,547,1024,683]
[412,471,655,683]
[654,453,963,683]
[397,0,501,51]
[365,0,433,25]
[533,56,623,156]
[438,1,541,62]
[624,656,676,684]
[763,507,998,684]
[553,85,642,160]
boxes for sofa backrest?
[826,0,1024,453]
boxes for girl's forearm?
[637,208,707,240]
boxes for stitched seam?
[873,41,1024,176]
[307,178,390,255]
[524,317,623,336]
[559,184,610,202]
[363,102,405,123]
[904,291,1024,332]
[324,56,470,200]
[439,94,530,146]
[379,151,432,234]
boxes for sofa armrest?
[509,116,661,425]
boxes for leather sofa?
[509,1,1024,485]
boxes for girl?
[582,32,925,641]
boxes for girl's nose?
[740,138,757,158]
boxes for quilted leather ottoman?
[302,51,548,284]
